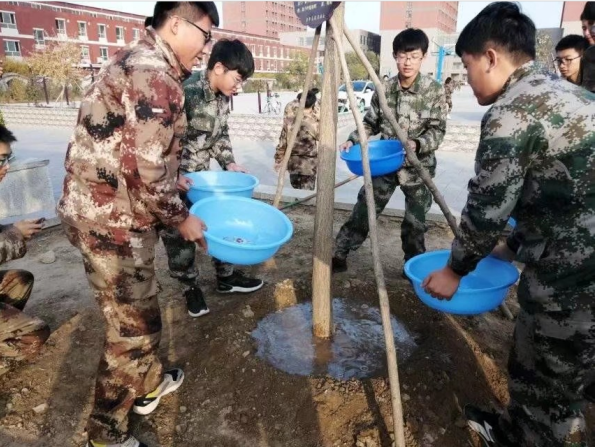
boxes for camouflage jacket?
[448,62,595,311]
[348,73,447,170]
[179,70,235,173]
[274,99,320,176]
[444,82,455,102]
[57,28,189,234]
[0,225,25,265]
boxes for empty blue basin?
[340,140,405,177]
[189,196,293,265]
[184,171,259,204]
[404,250,519,315]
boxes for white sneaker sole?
[217,282,264,294]
[188,308,210,318]
[133,370,185,416]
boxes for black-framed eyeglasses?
[0,153,14,168]
[173,15,211,43]
[555,55,581,66]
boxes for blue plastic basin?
[189,196,293,265]
[184,171,259,204]
[404,250,519,315]
[340,140,405,177]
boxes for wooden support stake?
[330,16,406,447]
[311,5,344,339]
[341,24,513,320]
[272,25,321,208]
[279,174,359,211]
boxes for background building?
[222,1,305,38]
[560,1,587,36]
[378,1,463,81]
[0,1,308,74]
[279,28,380,55]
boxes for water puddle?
[252,298,417,380]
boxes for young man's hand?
[339,141,354,152]
[226,163,248,173]
[177,215,208,250]
[13,219,43,239]
[176,175,193,192]
[491,242,516,262]
[0,164,9,183]
[421,266,462,300]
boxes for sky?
[74,1,566,34]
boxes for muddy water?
[252,298,417,380]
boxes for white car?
[338,80,375,113]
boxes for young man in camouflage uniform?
[274,88,320,191]
[332,28,447,276]
[0,126,49,377]
[163,39,262,319]
[58,3,218,446]
[423,3,595,446]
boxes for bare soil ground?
[0,206,592,447]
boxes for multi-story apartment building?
[223,1,306,38]
[0,1,310,74]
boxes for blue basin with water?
[340,140,405,177]
[404,250,519,315]
[184,171,259,204]
[189,196,293,265]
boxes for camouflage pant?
[334,166,434,261]
[160,226,234,279]
[290,173,316,191]
[501,308,595,446]
[63,223,164,443]
[0,270,49,375]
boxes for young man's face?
[0,142,12,183]
[393,49,425,81]
[556,48,582,81]
[172,14,214,71]
[582,20,595,45]
[212,62,244,97]
[461,51,509,106]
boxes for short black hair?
[153,2,219,30]
[455,2,535,63]
[297,88,319,108]
[445,77,453,84]
[0,125,16,145]
[580,2,595,21]
[392,29,429,55]
[555,34,589,54]
[207,39,255,80]
[144,16,153,27]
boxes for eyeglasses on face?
[554,55,581,66]
[0,153,14,168]
[172,15,212,43]
[394,52,423,62]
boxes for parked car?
[338,80,375,113]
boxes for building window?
[98,24,107,39]
[133,28,140,40]
[116,26,124,42]
[0,11,16,29]
[78,21,87,37]
[266,46,270,56]
[272,47,276,58]
[80,45,90,60]
[33,28,45,45]
[3,40,21,56]
[259,45,263,55]
[266,60,270,71]
[55,18,66,35]
[100,47,108,61]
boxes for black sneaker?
[332,257,348,273]
[184,285,210,318]
[87,436,148,447]
[132,368,185,416]
[465,405,512,447]
[217,271,264,294]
